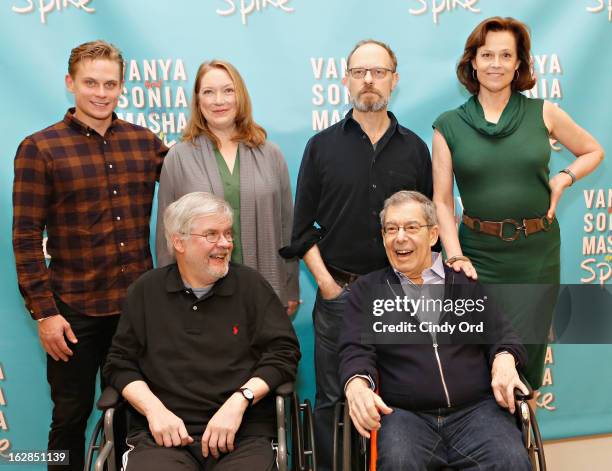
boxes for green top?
[214,147,243,264]
[433,92,552,221]
[432,91,559,283]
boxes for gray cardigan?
[155,135,299,305]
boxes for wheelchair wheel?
[300,398,317,470]
[84,415,105,471]
[518,400,546,471]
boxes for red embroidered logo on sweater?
[232,324,239,335]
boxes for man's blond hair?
[68,40,124,78]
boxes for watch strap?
[238,387,254,407]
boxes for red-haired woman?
[156,60,299,315]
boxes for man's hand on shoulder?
[201,392,248,459]
[146,404,194,448]
[345,377,392,438]
[491,352,529,415]
[38,314,78,362]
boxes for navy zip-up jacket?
[338,265,527,411]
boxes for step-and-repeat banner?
[1,0,611,464]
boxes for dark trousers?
[46,299,119,471]
[123,431,276,471]
[377,397,531,470]
[312,287,350,471]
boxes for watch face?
[242,388,254,400]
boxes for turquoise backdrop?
[1,1,610,467]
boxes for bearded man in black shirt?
[281,39,433,470]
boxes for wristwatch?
[238,387,254,407]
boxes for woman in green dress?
[432,17,604,388]
[156,60,299,315]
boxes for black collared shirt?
[103,263,300,436]
[282,110,432,274]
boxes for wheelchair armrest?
[96,386,123,410]
[514,373,533,401]
[275,382,295,397]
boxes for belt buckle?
[500,219,522,242]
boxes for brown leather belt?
[462,213,552,242]
[325,264,360,287]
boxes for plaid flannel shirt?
[12,109,168,319]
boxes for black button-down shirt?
[282,110,433,275]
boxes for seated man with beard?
[104,191,300,471]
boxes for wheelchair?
[332,386,546,471]
[85,383,317,471]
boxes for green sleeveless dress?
[434,92,560,388]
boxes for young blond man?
[12,40,167,470]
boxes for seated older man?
[338,190,531,470]
[104,192,300,471]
